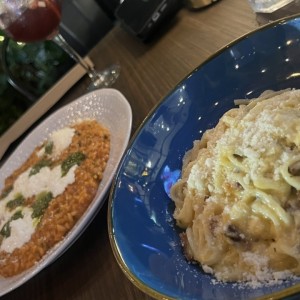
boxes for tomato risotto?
[0,119,110,277]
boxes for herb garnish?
[0,186,13,199]
[61,152,86,176]
[31,191,53,219]
[29,159,52,176]
[6,194,25,210]
[0,210,24,238]
[44,140,54,155]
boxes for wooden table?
[2,0,261,299]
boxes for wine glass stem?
[52,33,99,83]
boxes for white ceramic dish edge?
[0,88,132,296]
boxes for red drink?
[5,0,61,43]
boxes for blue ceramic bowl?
[108,15,300,300]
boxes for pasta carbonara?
[170,89,300,282]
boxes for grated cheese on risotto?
[0,119,110,277]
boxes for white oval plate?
[0,88,132,296]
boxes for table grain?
[2,0,260,299]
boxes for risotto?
[0,119,110,277]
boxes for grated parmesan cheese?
[171,89,300,284]
[13,165,77,199]
[1,208,35,253]
[38,127,75,158]
[0,164,77,253]
[0,126,78,253]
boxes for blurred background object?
[248,0,294,13]
[95,0,120,20]
[0,0,117,136]
[185,0,219,10]
[60,0,116,56]
[247,0,300,24]
[114,0,183,41]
